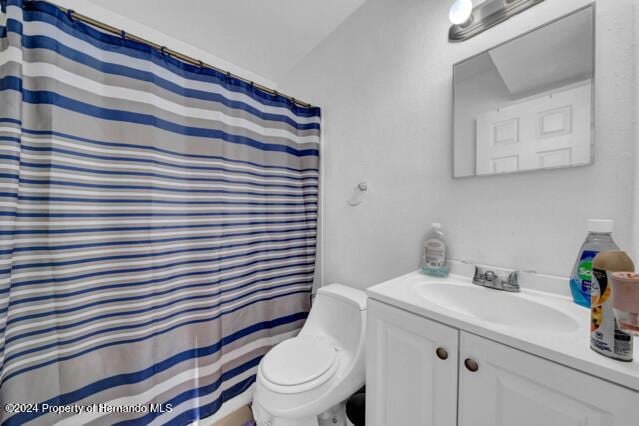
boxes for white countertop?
[366,269,639,392]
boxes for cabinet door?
[459,332,639,426]
[366,300,458,426]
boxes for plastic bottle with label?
[590,250,635,361]
[569,219,618,308]
[421,223,449,278]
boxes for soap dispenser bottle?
[421,223,449,278]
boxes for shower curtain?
[0,1,320,424]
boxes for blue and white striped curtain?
[0,1,320,424]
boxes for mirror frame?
[451,4,596,179]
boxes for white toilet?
[252,283,367,426]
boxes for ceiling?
[88,0,365,83]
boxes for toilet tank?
[299,284,367,351]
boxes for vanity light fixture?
[449,0,473,25]
[449,0,545,42]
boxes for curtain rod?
[45,1,314,109]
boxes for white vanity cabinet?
[366,299,458,426]
[458,332,639,426]
[367,299,639,426]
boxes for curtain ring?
[66,9,75,22]
[198,60,204,68]
[120,30,126,40]
[160,46,168,56]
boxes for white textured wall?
[280,0,637,290]
[58,0,275,88]
[635,1,639,270]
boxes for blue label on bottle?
[571,250,598,308]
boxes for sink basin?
[415,282,579,332]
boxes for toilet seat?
[261,336,338,392]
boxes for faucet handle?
[484,270,498,282]
[472,266,520,292]
[503,270,519,291]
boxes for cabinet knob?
[464,358,479,372]
[435,347,448,360]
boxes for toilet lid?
[262,336,337,386]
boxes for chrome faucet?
[472,266,520,292]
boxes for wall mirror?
[452,6,595,178]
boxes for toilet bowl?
[252,283,367,426]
